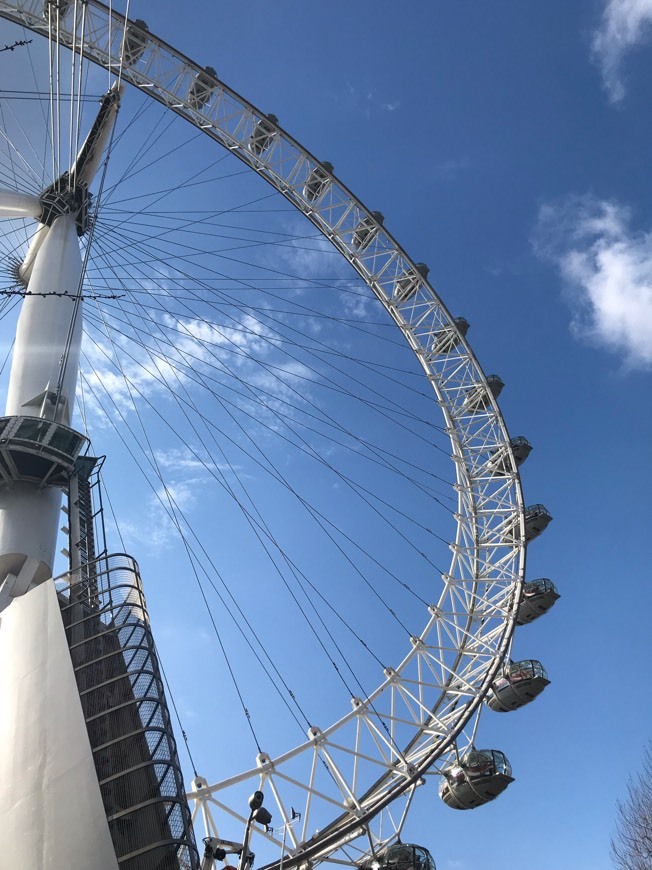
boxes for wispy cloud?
[118,475,207,554]
[154,444,242,476]
[592,0,652,102]
[272,226,345,283]
[434,157,469,181]
[268,217,375,321]
[81,306,293,425]
[533,195,652,370]
[81,332,181,424]
[329,83,401,119]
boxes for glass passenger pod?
[429,316,470,356]
[303,161,334,203]
[352,211,385,251]
[487,435,533,476]
[486,659,550,712]
[393,262,430,304]
[360,843,436,870]
[499,503,552,545]
[248,114,279,156]
[511,435,533,465]
[0,416,88,489]
[123,19,149,67]
[517,578,560,624]
[524,503,552,542]
[463,373,504,413]
[440,749,514,810]
[188,66,218,110]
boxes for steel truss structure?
[0,2,530,868]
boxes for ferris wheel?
[0,3,560,870]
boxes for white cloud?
[153,479,197,515]
[165,311,276,365]
[592,0,652,102]
[155,445,213,473]
[118,477,204,554]
[272,228,344,283]
[80,306,284,427]
[154,445,245,478]
[331,83,401,119]
[434,157,469,180]
[249,360,314,406]
[80,332,182,425]
[339,287,373,321]
[534,195,652,370]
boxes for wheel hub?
[39,178,92,236]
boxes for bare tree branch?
[612,743,652,869]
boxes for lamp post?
[237,791,272,870]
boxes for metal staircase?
[58,459,200,870]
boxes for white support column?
[6,213,83,424]
[0,208,117,869]
[0,214,83,586]
[0,82,124,869]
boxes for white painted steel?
[0,30,122,866]
[0,2,530,867]
[70,80,122,186]
[0,189,41,218]
[6,214,82,423]
[18,223,48,286]
[0,579,119,870]
[0,482,62,584]
[0,215,83,584]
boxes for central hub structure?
[39,180,92,236]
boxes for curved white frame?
[0,2,527,867]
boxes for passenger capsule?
[248,114,279,156]
[486,659,550,712]
[393,263,430,303]
[463,374,504,413]
[440,749,513,810]
[429,316,470,355]
[352,211,384,251]
[517,578,560,624]
[499,503,552,544]
[123,19,149,66]
[303,161,334,203]
[487,435,532,475]
[43,0,71,19]
[361,843,436,870]
[511,435,533,465]
[188,66,217,110]
[524,503,552,541]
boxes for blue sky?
[1,2,652,869]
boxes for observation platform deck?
[0,415,88,488]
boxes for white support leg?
[0,214,83,584]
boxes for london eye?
[0,3,559,869]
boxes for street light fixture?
[237,791,272,870]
